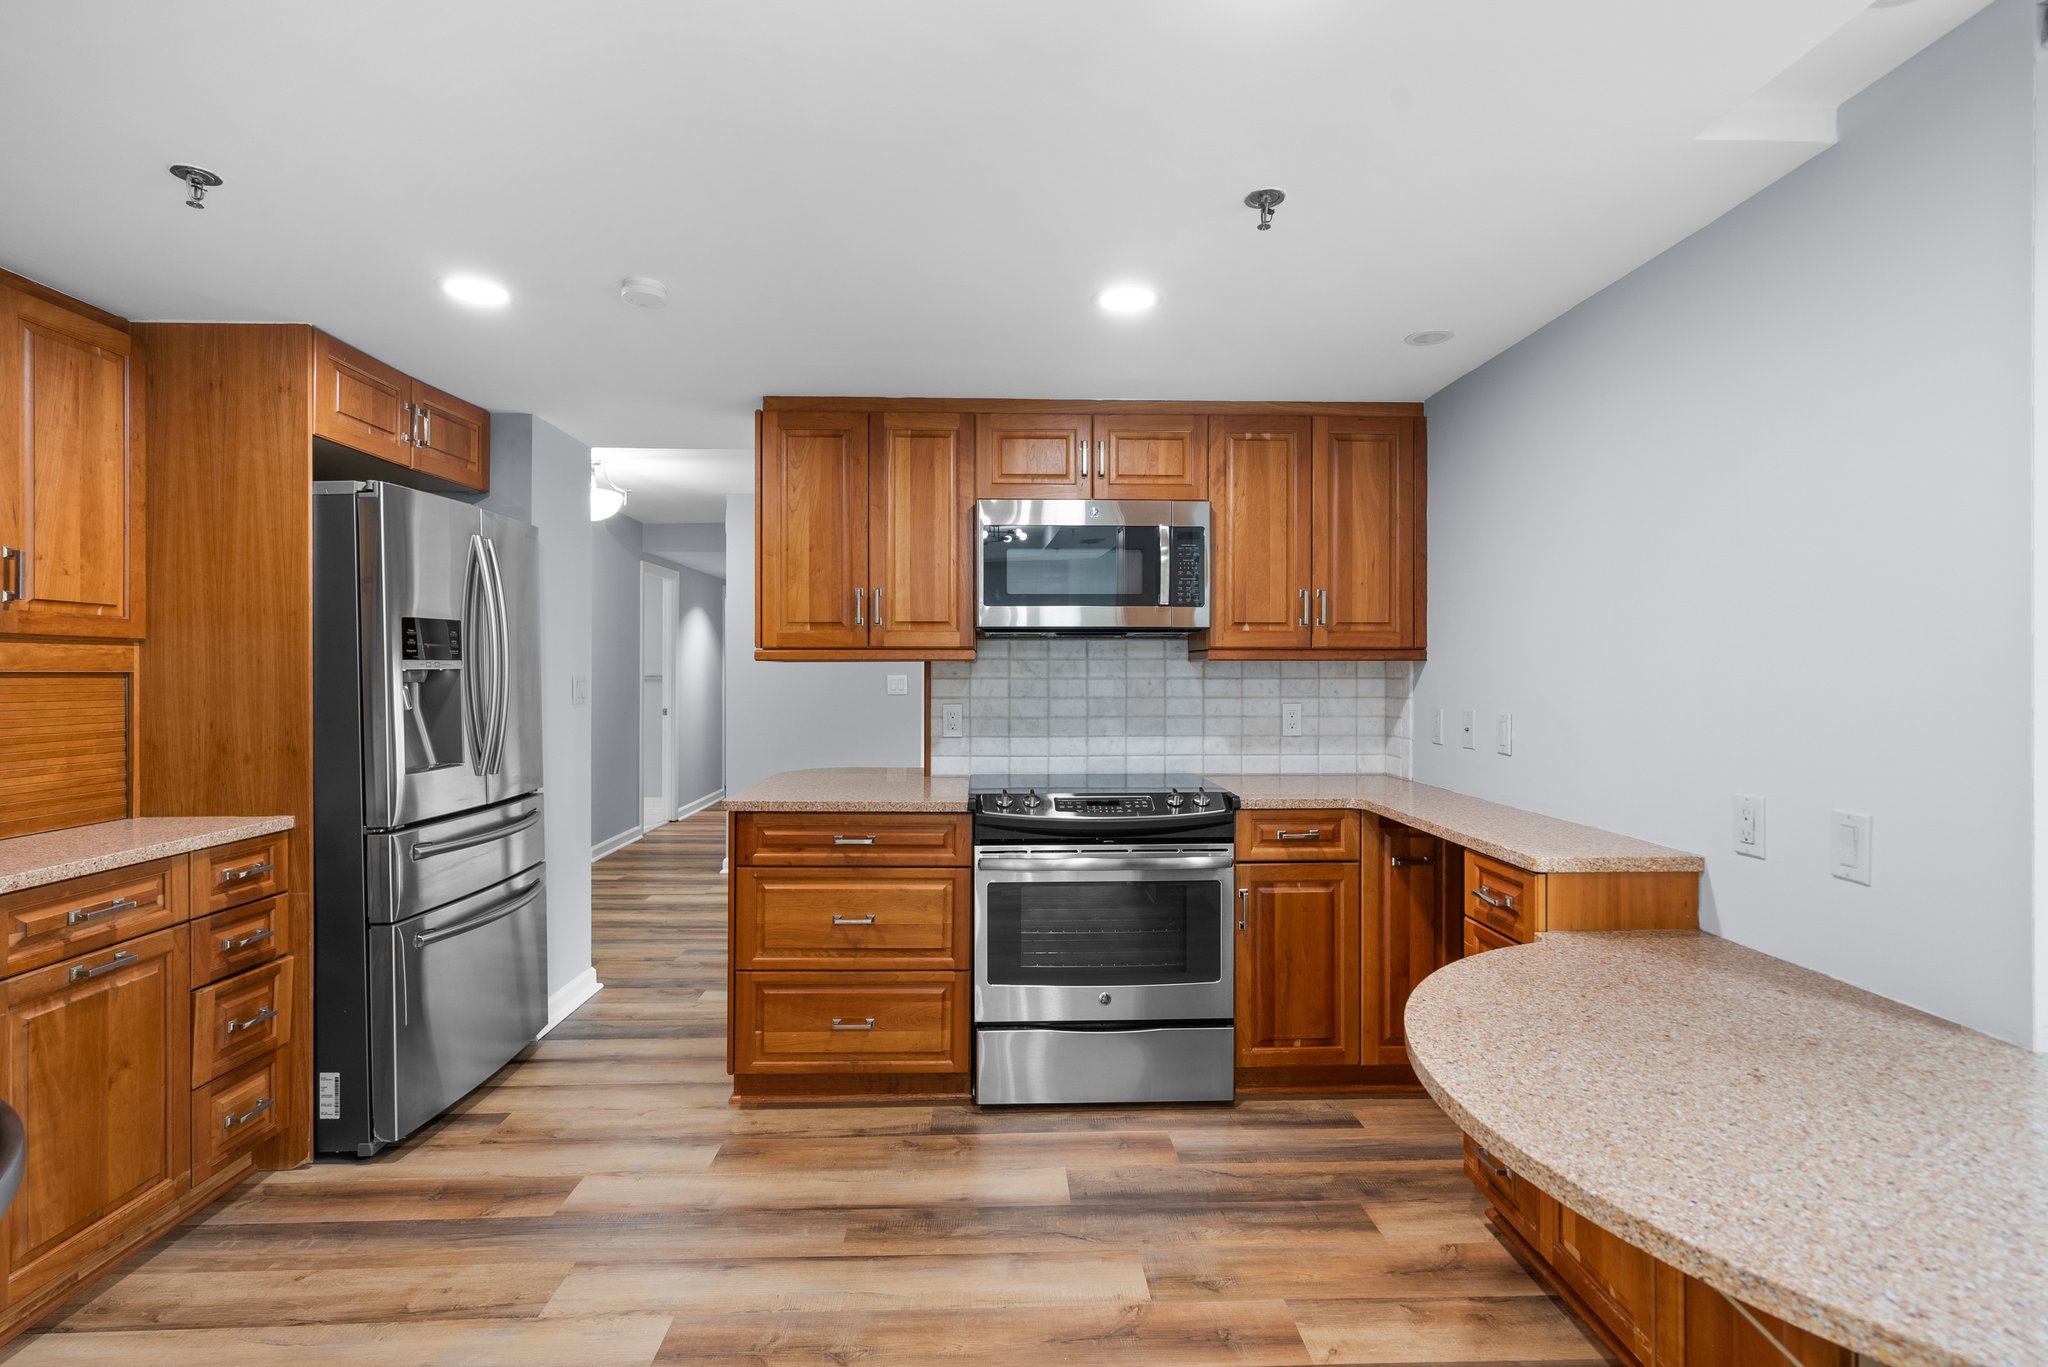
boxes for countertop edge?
[720,799,967,813]
[1405,952,1961,1367]
[0,816,298,896]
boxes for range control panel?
[1053,795,1157,816]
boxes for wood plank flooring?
[3,812,1613,1366]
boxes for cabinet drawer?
[1464,852,1541,942]
[1235,810,1361,862]
[1464,1137,1546,1246]
[1462,916,1518,958]
[734,812,970,867]
[192,832,289,915]
[189,895,288,987]
[191,956,293,1084]
[735,868,968,969]
[2,859,181,977]
[192,1051,283,1184]
[733,971,968,1074]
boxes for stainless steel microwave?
[976,499,1210,633]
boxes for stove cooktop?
[968,775,1238,821]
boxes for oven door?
[977,499,1208,632]
[974,845,1234,1024]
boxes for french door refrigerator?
[312,481,548,1156]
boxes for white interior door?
[641,563,679,828]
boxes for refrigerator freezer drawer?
[364,794,545,924]
[370,867,547,1145]
[975,1025,1234,1106]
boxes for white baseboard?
[591,826,643,861]
[538,967,603,1037]
[674,787,725,821]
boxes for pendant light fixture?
[590,462,628,521]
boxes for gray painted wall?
[1416,0,2035,1044]
[591,512,646,845]
[724,494,925,793]
[673,562,726,805]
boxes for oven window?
[982,525,1165,607]
[984,879,1222,987]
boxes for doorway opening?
[640,562,679,829]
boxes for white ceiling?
[0,1,1991,451]
[596,447,751,524]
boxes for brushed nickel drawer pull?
[421,410,433,448]
[854,586,865,628]
[1237,887,1249,932]
[69,949,137,983]
[1275,828,1323,840]
[221,928,277,952]
[225,1006,279,1036]
[830,1017,875,1031]
[1391,855,1434,867]
[1316,588,1330,627]
[219,860,274,885]
[401,402,416,445]
[0,545,20,604]
[831,914,877,926]
[832,835,876,846]
[1471,886,1518,913]
[67,896,139,925]
[1297,588,1310,627]
[223,1096,274,1130]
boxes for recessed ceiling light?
[1096,284,1158,314]
[1404,330,1455,347]
[441,274,510,307]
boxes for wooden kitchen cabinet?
[1365,821,1454,1066]
[408,379,489,488]
[975,412,1203,500]
[1092,413,1204,499]
[1233,861,1361,1068]
[756,409,973,658]
[1312,416,1422,650]
[1552,1200,1666,1366]
[1206,417,1313,651]
[0,285,145,640]
[311,331,490,492]
[975,412,1092,498]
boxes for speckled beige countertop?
[722,767,972,812]
[1405,932,2048,1367]
[723,768,1699,873]
[1225,774,1702,873]
[0,816,296,896]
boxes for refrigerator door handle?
[412,883,542,949]
[481,537,511,776]
[463,534,490,775]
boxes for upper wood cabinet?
[1233,861,1360,1069]
[0,287,145,640]
[312,332,489,492]
[976,413,1204,501]
[1198,413,1424,659]
[757,409,973,658]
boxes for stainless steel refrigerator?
[312,481,548,1156]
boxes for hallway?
[3,812,1607,1365]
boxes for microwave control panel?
[1169,528,1206,607]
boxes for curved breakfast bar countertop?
[1404,932,2048,1367]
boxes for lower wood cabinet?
[733,971,968,1075]
[1552,1199,1665,1365]
[734,867,968,970]
[1233,861,1360,1068]
[1365,821,1452,1066]
[191,1051,284,1187]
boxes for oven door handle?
[975,853,1235,873]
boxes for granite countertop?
[722,767,972,813]
[723,768,1699,873]
[1404,932,2048,1367]
[0,816,296,896]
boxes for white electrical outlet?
[886,673,908,695]
[941,704,964,738]
[1282,702,1305,737]
[1831,810,1872,885]
[1459,710,1476,749]
[1495,712,1513,756]
[1734,794,1766,859]
[1430,708,1444,745]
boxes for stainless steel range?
[972,776,1238,1105]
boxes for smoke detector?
[619,277,668,310]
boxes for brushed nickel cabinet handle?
[221,927,276,952]
[830,1017,875,1031]
[1391,855,1434,867]
[832,835,876,846]
[0,546,20,604]
[1237,887,1249,932]
[831,914,877,926]
[1274,828,1323,840]
[67,896,139,925]
[224,1096,274,1130]
[69,949,137,983]
[1298,588,1310,627]
[219,860,273,885]
[401,402,415,445]
[225,1006,279,1036]
[1316,588,1330,627]
[854,586,865,628]
[1471,886,1518,913]
[872,587,883,629]
[421,409,433,448]
[1080,442,1090,479]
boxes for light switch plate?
[941,704,964,738]
[1831,810,1872,885]
[1430,708,1444,746]
[1734,794,1766,859]
[570,673,589,706]
[1495,712,1513,756]
[886,673,908,695]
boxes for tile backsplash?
[929,639,1414,784]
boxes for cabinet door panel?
[870,411,972,651]
[1,928,187,1304]
[1234,862,1360,1067]
[1683,1276,1853,1366]
[1206,418,1311,651]
[409,380,489,490]
[312,332,413,466]
[0,291,143,638]
[1312,416,1419,649]
[757,411,869,649]
[1368,823,1449,1065]
[1093,414,1204,499]
[975,413,1090,499]
[1551,1203,1661,1365]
